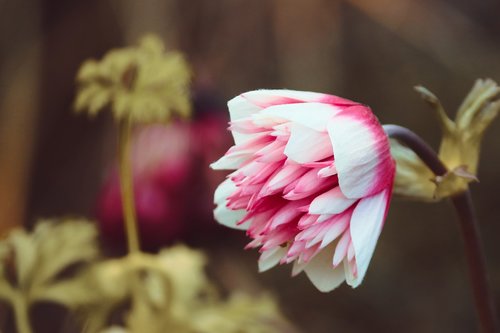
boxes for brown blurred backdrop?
[1,0,500,332]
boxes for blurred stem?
[451,192,499,333]
[13,296,32,333]
[384,124,498,333]
[119,118,140,253]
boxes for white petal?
[227,95,262,144]
[284,123,333,163]
[347,240,355,261]
[228,94,260,122]
[243,89,335,106]
[344,258,357,286]
[213,204,248,230]
[210,151,251,170]
[318,162,337,177]
[291,260,307,276]
[327,107,394,199]
[317,214,333,223]
[242,89,358,108]
[332,231,350,267]
[347,189,390,288]
[261,102,341,131]
[303,244,346,292]
[258,246,288,272]
[309,187,357,215]
[319,214,350,248]
[214,178,238,205]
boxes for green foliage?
[0,223,295,333]
[391,79,500,200]
[74,34,192,124]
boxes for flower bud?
[392,79,500,200]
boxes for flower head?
[75,34,191,123]
[211,90,395,292]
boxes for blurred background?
[1,0,500,332]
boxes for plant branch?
[451,192,499,333]
[13,296,32,333]
[384,124,498,333]
[118,118,140,253]
[383,124,447,176]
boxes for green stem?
[13,296,32,333]
[385,124,499,333]
[118,118,140,253]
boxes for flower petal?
[259,246,288,272]
[242,89,356,107]
[261,164,306,196]
[303,244,346,292]
[332,231,351,267]
[284,123,333,163]
[269,200,308,230]
[228,94,260,122]
[327,106,395,198]
[210,151,251,170]
[213,204,248,230]
[261,102,341,131]
[285,168,335,200]
[309,187,357,215]
[227,95,263,144]
[319,214,349,249]
[291,260,307,276]
[214,178,237,205]
[347,189,390,288]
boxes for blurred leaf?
[74,34,192,124]
[87,245,297,333]
[0,219,99,307]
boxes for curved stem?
[384,124,498,333]
[451,192,499,333]
[118,118,140,253]
[383,124,447,176]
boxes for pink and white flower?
[211,89,395,292]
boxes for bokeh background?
[1,0,500,332]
